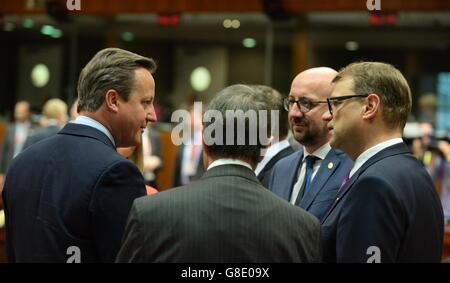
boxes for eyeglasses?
[283,97,328,113]
[326,94,369,115]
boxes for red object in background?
[369,13,398,26]
[158,14,181,26]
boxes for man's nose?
[147,106,157,123]
[290,105,304,117]
[322,109,332,122]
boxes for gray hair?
[250,85,288,139]
[77,48,156,112]
[203,84,272,165]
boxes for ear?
[202,137,209,156]
[362,93,380,121]
[201,137,211,170]
[104,89,120,113]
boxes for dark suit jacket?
[172,144,205,187]
[116,164,322,263]
[321,143,444,262]
[2,123,146,262]
[257,145,295,188]
[23,124,60,149]
[269,148,353,221]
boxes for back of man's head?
[251,85,288,140]
[333,62,412,130]
[77,48,156,113]
[42,98,68,122]
[203,84,273,166]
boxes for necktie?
[338,172,351,193]
[295,155,317,204]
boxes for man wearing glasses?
[321,62,444,262]
[268,68,352,222]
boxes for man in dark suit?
[269,68,353,221]
[0,101,34,191]
[2,48,157,262]
[172,108,205,187]
[116,84,322,263]
[321,61,444,262]
[252,85,296,188]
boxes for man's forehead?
[331,77,354,95]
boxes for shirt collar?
[303,143,332,162]
[208,158,253,171]
[70,115,116,146]
[350,138,403,178]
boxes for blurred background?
[0,0,450,261]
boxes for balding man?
[268,67,352,221]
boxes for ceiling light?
[223,19,232,29]
[121,32,135,42]
[242,38,257,48]
[345,41,359,51]
[31,64,50,88]
[231,19,240,29]
[23,18,34,29]
[41,25,54,36]
[190,67,211,92]
[51,29,63,38]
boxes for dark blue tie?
[296,155,317,204]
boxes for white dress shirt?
[290,143,332,204]
[349,138,404,178]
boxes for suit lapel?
[299,149,341,209]
[321,142,411,223]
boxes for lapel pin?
[328,162,334,169]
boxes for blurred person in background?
[173,106,204,186]
[142,125,163,189]
[0,101,34,193]
[23,98,68,149]
[117,143,159,195]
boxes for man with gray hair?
[3,48,157,262]
[116,84,322,263]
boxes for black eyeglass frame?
[326,94,369,115]
[283,97,328,113]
